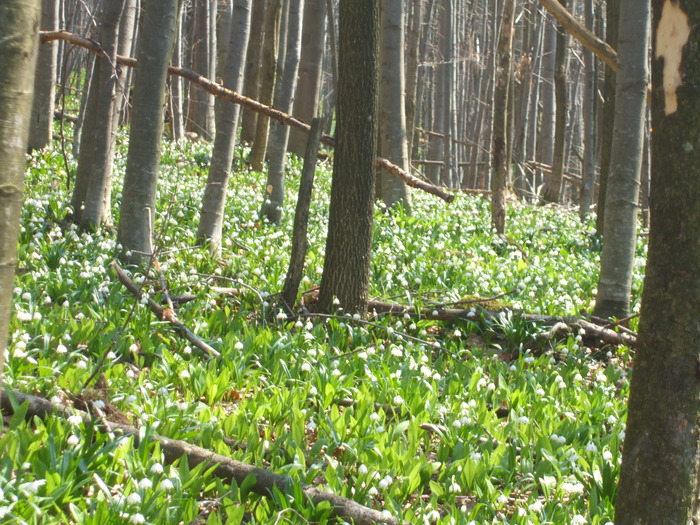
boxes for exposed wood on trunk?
[0,389,400,525]
[39,30,453,204]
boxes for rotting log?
[0,389,401,525]
[39,30,453,204]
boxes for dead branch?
[366,299,637,347]
[39,30,453,204]
[538,0,618,71]
[111,261,220,358]
[0,389,400,525]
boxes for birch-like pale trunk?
[0,0,41,386]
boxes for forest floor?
[0,135,645,524]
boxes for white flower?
[308,386,318,396]
[129,513,145,524]
[179,369,190,379]
[390,347,402,357]
[449,482,461,493]
[301,362,311,372]
[517,416,530,425]
[76,360,87,369]
[13,347,27,358]
[378,475,393,489]
[150,463,164,475]
[19,480,45,494]
[393,395,404,404]
[470,452,482,462]
[358,464,368,475]
[562,481,585,494]
[66,435,80,446]
[369,412,380,421]
[585,442,598,453]
[67,415,83,426]
[160,479,174,491]
[126,492,142,505]
[368,486,378,496]
[138,478,152,490]
[56,344,68,354]
[234,341,244,350]
[276,311,287,321]
[528,500,543,513]
[571,514,586,524]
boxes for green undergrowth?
[1,134,645,524]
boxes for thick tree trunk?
[317,0,380,316]
[249,0,283,171]
[615,2,700,522]
[260,0,304,224]
[70,0,127,230]
[197,0,252,252]
[0,0,40,386]
[490,0,515,233]
[594,0,649,320]
[28,0,59,151]
[378,0,412,211]
[287,0,326,157]
[542,1,568,204]
[117,0,181,263]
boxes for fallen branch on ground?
[111,261,220,358]
[0,389,400,525]
[40,30,453,204]
[366,299,637,348]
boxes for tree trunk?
[490,0,515,234]
[579,0,596,220]
[615,1,700,522]
[287,0,326,157]
[281,116,324,308]
[249,0,282,172]
[542,0,568,204]
[28,0,59,151]
[117,0,181,264]
[260,0,304,224]
[188,0,217,140]
[170,2,187,142]
[240,0,266,143]
[538,17,556,190]
[70,0,128,230]
[0,0,41,386]
[317,0,379,316]
[595,0,619,234]
[378,0,412,211]
[197,0,252,253]
[404,0,424,159]
[593,0,649,320]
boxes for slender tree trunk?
[538,18,556,191]
[615,2,699,522]
[491,0,515,233]
[197,0,252,253]
[249,0,282,171]
[542,1,568,204]
[287,0,326,157]
[317,0,380,316]
[188,0,217,140]
[378,0,412,211]
[70,0,128,230]
[596,0,619,234]
[594,0,649,320]
[171,3,186,142]
[117,0,181,263]
[260,0,304,224]
[28,0,59,151]
[0,0,41,386]
[405,0,424,158]
[579,0,596,219]
[240,0,265,143]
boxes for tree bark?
[28,0,59,151]
[260,0,304,225]
[117,0,181,263]
[378,0,412,211]
[0,0,40,386]
[249,0,282,171]
[615,1,700,522]
[594,0,649,320]
[317,0,380,316]
[197,0,252,252]
[240,0,266,143]
[490,0,515,233]
[70,0,128,230]
[579,0,597,220]
[541,2,568,204]
[188,0,217,140]
[287,0,326,157]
